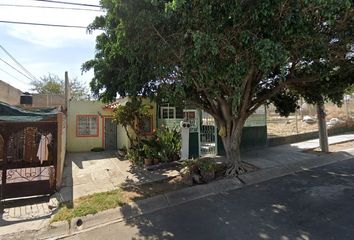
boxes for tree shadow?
[116,158,354,239]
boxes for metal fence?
[267,96,354,138]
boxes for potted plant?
[143,144,154,166]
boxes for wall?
[56,112,66,188]
[67,101,114,152]
[0,80,22,105]
[32,94,65,108]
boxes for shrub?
[127,148,144,166]
[91,147,104,152]
[156,126,181,162]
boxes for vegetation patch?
[51,189,127,223]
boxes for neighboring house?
[66,98,157,152]
[67,98,267,158]
[0,80,22,105]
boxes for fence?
[267,96,354,138]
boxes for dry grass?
[267,103,354,137]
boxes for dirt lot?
[311,140,354,153]
[267,103,354,137]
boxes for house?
[66,98,157,152]
[66,97,267,158]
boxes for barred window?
[77,115,98,137]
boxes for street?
[63,158,354,240]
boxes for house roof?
[0,101,59,122]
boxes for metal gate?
[200,111,217,156]
[0,122,57,201]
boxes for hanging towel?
[37,133,52,164]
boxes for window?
[77,115,99,137]
[140,116,153,134]
[161,107,176,119]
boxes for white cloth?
[37,133,52,164]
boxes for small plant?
[127,148,144,166]
[197,158,217,173]
[91,147,104,152]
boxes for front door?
[104,118,117,150]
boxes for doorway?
[104,118,117,150]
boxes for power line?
[0,3,103,12]
[0,65,29,84]
[0,44,38,81]
[29,0,101,8]
[0,57,33,82]
[0,20,87,29]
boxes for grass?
[51,189,127,223]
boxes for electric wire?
[29,0,101,8]
[0,3,103,12]
[0,65,29,84]
[0,20,87,28]
[0,57,33,82]
[0,44,39,81]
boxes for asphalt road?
[64,158,354,240]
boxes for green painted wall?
[189,132,199,158]
[217,126,267,155]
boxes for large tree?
[83,0,353,176]
[31,73,89,100]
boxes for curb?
[36,177,243,239]
[9,149,354,240]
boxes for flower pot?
[144,158,153,166]
[201,170,215,183]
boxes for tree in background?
[31,73,89,100]
[83,0,353,176]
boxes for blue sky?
[0,0,103,92]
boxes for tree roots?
[225,162,245,177]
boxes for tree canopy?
[31,73,89,100]
[84,0,354,175]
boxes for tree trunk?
[221,120,245,177]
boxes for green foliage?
[31,73,88,100]
[90,147,104,152]
[128,126,181,165]
[51,189,126,223]
[84,0,353,164]
[156,126,181,162]
[113,98,151,145]
[182,158,217,173]
[270,90,300,117]
[127,147,144,166]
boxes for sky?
[0,0,104,92]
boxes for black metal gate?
[0,122,57,200]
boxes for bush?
[128,126,182,165]
[91,147,104,152]
[156,126,181,162]
[127,148,144,166]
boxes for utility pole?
[317,102,329,152]
[64,71,69,111]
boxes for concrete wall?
[0,80,22,105]
[56,112,66,188]
[32,94,65,108]
[67,101,114,152]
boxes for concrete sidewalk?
[2,133,354,239]
[243,133,354,169]
[58,151,180,203]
